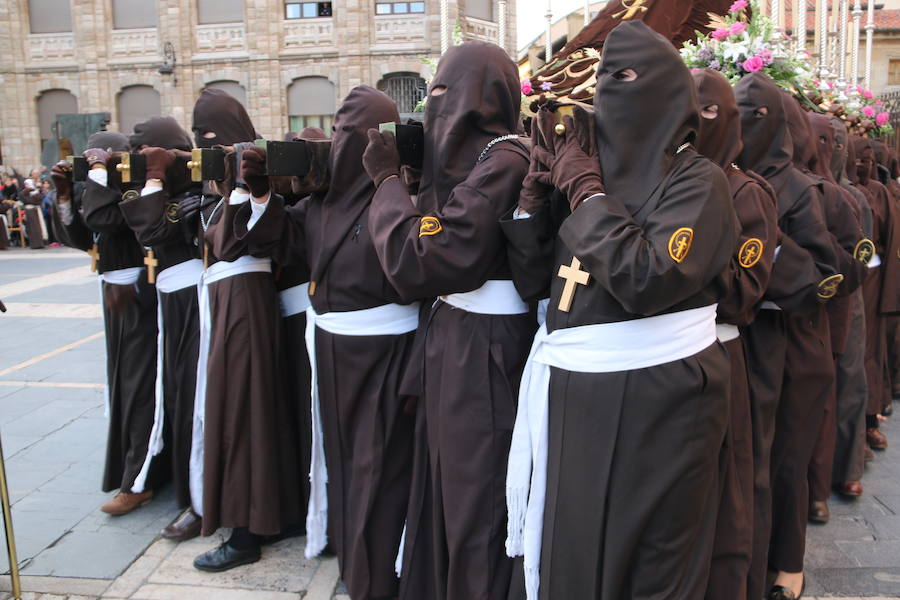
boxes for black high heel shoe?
[766,577,805,600]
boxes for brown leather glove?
[532,109,604,212]
[241,146,270,198]
[141,147,176,184]
[51,161,73,201]
[83,148,112,169]
[363,130,401,187]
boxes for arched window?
[466,0,494,21]
[197,0,243,24]
[112,0,157,29]
[36,89,78,143]
[28,0,72,33]
[204,80,247,106]
[117,85,161,135]
[378,72,426,115]
[287,77,336,133]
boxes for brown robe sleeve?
[120,189,190,247]
[558,155,738,316]
[821,182,867,295]
[717,174,779,326]
[367,146,528,301]
[232,193,309,267]
[81,178,130,233]
[208,199,250,263]
[51,184,93,251]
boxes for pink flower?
[876,99,883,105]
[729,21,747,35]
[862,105,876,118]
[742,56,765,72]
[520,79,533,95]
[757,48,774,65]
[730,0,748,11]
[876,112,890,126]
[712,28,730,41]
[864,89,874,99]
[540,81,553,91]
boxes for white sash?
[440,280,528,315]
[760,301,782,311]
[280,282,312,317]
[304,302,420,559]
[716,323,740,343]
[131,259,204,494]
[505,304,717,600]
[100,267,142,286]
[189,255,272,515]
[868,253,882,268]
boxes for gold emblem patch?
[853,238,875,264]
[165,203,180,223]
[738,238,764,268]
[668,227,694,263]
[419,216,442,237]
[817,274,844,300]
[122,189,140,201]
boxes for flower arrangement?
[805,82,894,138]
[680,0,813,90]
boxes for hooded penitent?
[191,88,259,148]
[88,131,130,153]
[129,116,196,196]
[692,67,742,169]
[308,85,399,289]
[418,41,522,212]
[594,20,699,207]
[130,116,193,152]
[735,73,793,193]
[808,113,839,184]
[781,92,817,173]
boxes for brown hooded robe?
[234,87,415,600]
[693,68,778,600]
[502,23,737,599]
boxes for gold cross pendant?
[203,244,209,269]
[144,249,159,284]
[87,244,99,273]
[557,257,590,313]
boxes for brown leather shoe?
[835,481,863,498]
[865,445,875,462]
[100,490,153,516]
[867,427,889,450]
[161,509,202,541]
[808,500,830,524]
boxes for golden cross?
[613,0,650,20]
[858,245,872,263]
[742,245,757,265]
[557,257,591,313]
[144,250,159,284]
[87,244,99,273]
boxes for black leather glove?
[241,146,270,198]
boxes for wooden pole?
[0,436,22,600]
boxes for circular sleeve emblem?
[668,227,694,263]
[738,238,764,268]
[419,216,442,237]
[165,203,181,223]
[121,189,140,201]
[853,238,876,264]
[817,274,845,300]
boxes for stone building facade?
[0,0,517,170]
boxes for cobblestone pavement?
[0,247,899,599]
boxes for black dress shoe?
[193,542,261,572]
[884,403,893,417]
[161,510,202,541]
[809,500,830,523]
[766,580,805,600]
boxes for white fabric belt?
[156,259,204,294]
[100,267,142,286]
[760,301,782,311]
[189,254,271,514]
[280,282,311,317]
[440,280,528,315]
[868,253,882,268]
[204,255,271,285]
[304,301,420,559]
[505,304,718,600]
[716,323,741,343]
